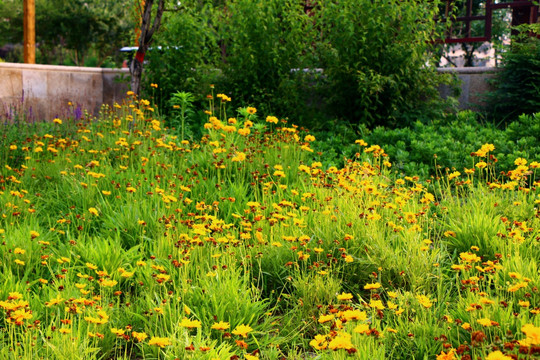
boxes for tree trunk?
[130,49,146,95]
[129,0,166,96]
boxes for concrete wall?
[0,62,500,121]
[0,63,129,121]
[437,67,501,110]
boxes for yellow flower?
[354,323,370,334]
[86,262,98,270]
[45,295,65,307]
[179,317,201,329]
[246,107,257,115]
[364,282,381,290]
[336,292,353,301]
[232,152,247,162]
[355,139,367,146]
[238,127,251,136]
[88,207,99,216]
[459,252,481,263]
[232,324,253,338]
[514,157,527,166]
[508,281,527,292]
[318,314,334,323]
[475,161,487,169]
[120,271,134,278]
[266,116,278,124]
[148,336,171,348]
[309,334,328,350]
[416,295,433,308]
[110,328,125,336]
[520,323,540,346]
[53,118,62,125]
[8,292,23,301]
[132,331,148,342]
[328,332,353,350]
[210,321,230,331]
[477,318,494,327]
[100,279,117,287]
[340,309,366,321]
[369,299,385,310]
[486,351,512,360]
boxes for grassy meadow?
[0,91,539,360]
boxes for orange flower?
[436,349,456,360]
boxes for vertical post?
[23,0,36,64]
[465,0,473,39]
[485,0,492,41]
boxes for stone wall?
[0,63,129,121]
[437,66,501,110]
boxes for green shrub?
[143,2,221,112]
[214,0,315,120]
[145,0,455,130]
[486,24,540,123]
[360,111,539,177]
[312,0,454,128]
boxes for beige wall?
[437,67,501,110]
[0,63,129,121]
[0,63,500,121]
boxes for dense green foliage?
[311,111,540,178]
[0,0,133,66]
[311,0,453,127]
[146,0,453,129]
[486,24,540,123]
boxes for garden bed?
[0,93,539,360]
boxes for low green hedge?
[312,111,540,177]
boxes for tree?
[130,0,166,95]
[37,0,133,66]
[0,0,24,61]
[0,0,133,65]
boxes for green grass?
[0,94,539,359]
